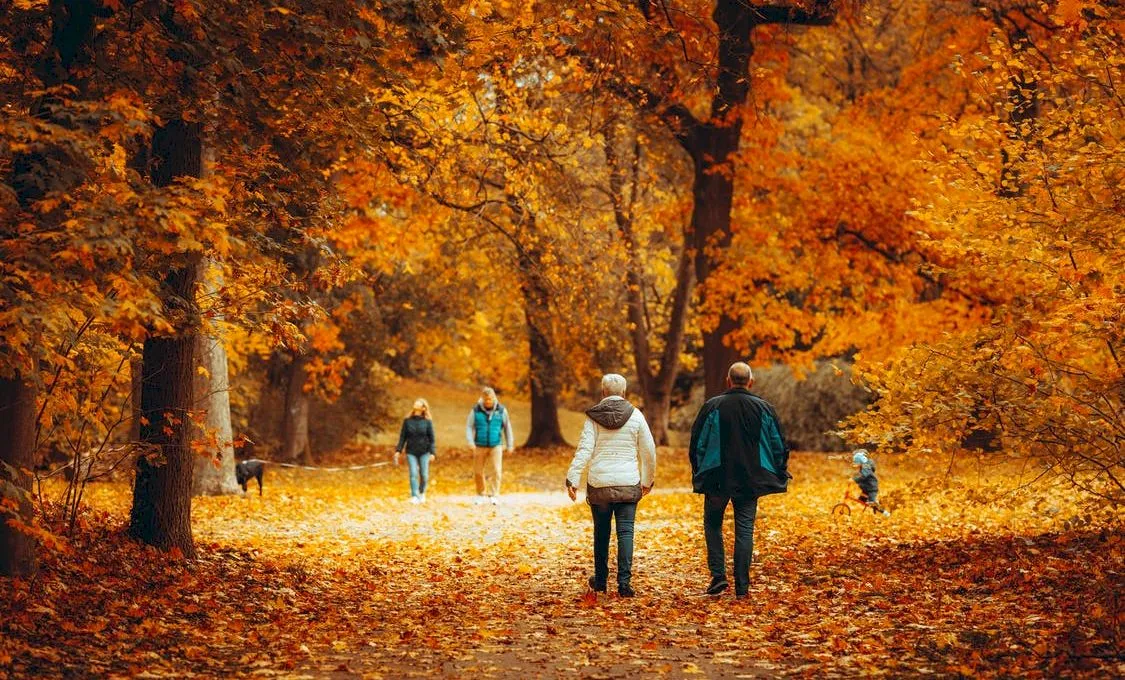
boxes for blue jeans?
[590,502,637,589]
[407,453,432,497]
[704,494,759,595]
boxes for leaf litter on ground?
[2,447,1123,678]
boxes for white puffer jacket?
[566,396,657,489]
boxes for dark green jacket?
[688,387,791,498]
[397,416,435,456]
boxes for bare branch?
[749,1,839,26]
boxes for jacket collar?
[476,399,501,412]
[586,395,635,430]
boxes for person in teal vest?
[688,362,791,599]
[465,387,514,505]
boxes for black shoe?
[618,584,635,598]
[705,577,729,595]
[735,591,749,600]
[588,576,606,593]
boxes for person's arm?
[636,414,657,491]
[565,418,597,489]
[502,406,515,452]
[768,402,792,474]
[687,401,709,474]
[395,419,407,453]
[426,420,435,456]
[465,410,476,448]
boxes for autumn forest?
[1,0,1123,677]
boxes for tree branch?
[600,79,701,148]
[749,1,838,26]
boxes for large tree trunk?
[280,354,311,463]
[128,119,203,557]
[690,138,744,401]
[520,253,567,449]
[131,303,198,555]
[691,0,754,400]
[192,333,240,495]
[659,1,835,399]
[0,373,39,577]
[524,315,567,448]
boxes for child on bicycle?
[852,449,890,516]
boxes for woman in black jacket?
[394,399,436,504]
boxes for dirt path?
[8,450,1119,678]
[276,488,782,678]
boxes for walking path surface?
[183,448,1119,678]
[4,440,1120,677]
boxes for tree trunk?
[131,306,198,555]
[670,1,836,398]
[690,0,754,399]
[524,317,568,448]
[128,119,203,557]
[520,256,567,449]
[280,355,311,463]
[0,372,39,577]
[643,391,672,448]
[691,136,744,398]
[192,333,240,495]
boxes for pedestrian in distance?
[466,387,514,506]
[565,373,657,598]
[394,398,436,504]
[688,362,791,599]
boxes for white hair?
[601,373,627,396]
[728,362,754,386]
[481,387,497,400]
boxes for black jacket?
[688,387,790,498]
[397,416,435,456]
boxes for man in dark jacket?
[688,362,790,599]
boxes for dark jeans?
[590,501,637,588]
[704,494,759,595]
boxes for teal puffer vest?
[473,404,506,447]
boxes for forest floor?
[3,434,1124,677]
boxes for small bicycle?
[831,489,890,517]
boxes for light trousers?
[474,445,503,496]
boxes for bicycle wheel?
[831,502,850,517]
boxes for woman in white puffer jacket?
[565,374,657,597]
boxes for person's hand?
[393,451,401,466]
[567,485,577,502]
[641,485,652,498]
